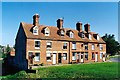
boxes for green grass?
[1,62,119,79]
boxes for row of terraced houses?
[13,14,106,70]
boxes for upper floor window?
[72,42,76,50]
[47,42,52,49]
[34,53,40,61]
[61,30,64,36]
[63,43,67,49]
[89,34,92,40]
[81,32,85,38]
[84,43,88,50]
[97,35,100,40]
[33,26,38,35]
[100,44,103,50]
[35,40,40,49]
[92,44,95,50]
[70,31,74,38]
[45,27,50,36]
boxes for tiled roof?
[21,22,105,43]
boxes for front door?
[53,53,56,64]
[95,53,98,62]
[77,53,80,63]
[58,53,62,63]
[81,53,84,63]
[28,52,33,64]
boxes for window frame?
[34,53,40,62]
[100,44,103,50]
[46,52,52,61]
[46,41,52,49]
[63,53,67,60]
[34,40,40,49]
[63,43,67,49]
[45,28,50,36]
[91,44,95,50]
[100,53,103,59]
[72,42,76,50]
[84,43,88,50]
[72,52,76,61]
[70,31,74,38]
[33,26,38,35]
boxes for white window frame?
[46,41,52,49]
[45,28,50,36]
[84,43,88,50]
[46,52,52,61]
[34,40,40,49]
[61,30,64,36]
[70,31,74,38]
[89,34,92,40]
[63,53,67,60]
[63,42,67,49]
[33,26,38,35]
[72,52,76,60]
[92,44,95,50]
[100,52,103,59]
[97,35,100,40]
[34,53,40,61]
[72,42,76,50]
[100,44,103,50]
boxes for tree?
[102,34,120,56]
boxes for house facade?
[14,14,106,70]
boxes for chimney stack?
[76,22,82,32]
[33,14,40,26]
[57,18,63,29]
[84,23,90,33]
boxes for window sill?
[47,48,52,49]
[72,49,76,50]
[47,60,52,62]
[35,47,40,49]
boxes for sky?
[1,2,118,47]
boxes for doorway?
[53,53,56,64]
[95,53,98,62]
[28,52,33,64]
[81,53,84,63]
[77,52,80,63]
[58,53,62,63]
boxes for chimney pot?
[76,22,82,32]
[84,23,90,33]
[33,14,40,26]
[57,18,63,29]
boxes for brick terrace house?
[14,14,106,70]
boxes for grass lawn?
[1,62,119,79]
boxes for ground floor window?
[63,53,67,60]
[72,52,76,60]
[100,53,103,59]
[85,52,88,60]
[92,53,95,60]
[46,52,52,61]
[34,53,40,61]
